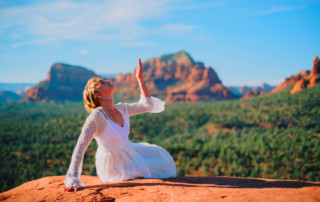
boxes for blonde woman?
[64,58,176,192]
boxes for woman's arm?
[136,58,150,98]
[64,110,106,192]
[122,58,165,117]
[124,94,165,117]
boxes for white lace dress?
[64,95,177,187]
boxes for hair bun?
[83,77,103,112]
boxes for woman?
[64,58,176,192]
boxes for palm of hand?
[136,58,143,81]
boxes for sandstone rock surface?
[290,56,320,94]
[1,176,319,202]
[271,56,320,95]
[271,70,308,93]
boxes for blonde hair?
[83,77,103,113]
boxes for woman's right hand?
[135,58,144,81]
[64,186,79,192]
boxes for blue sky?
[0,0,319,86]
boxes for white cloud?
[0,0,180,46]
[11,38,57,48]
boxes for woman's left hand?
[136,58,143,81]
[64,186,79,192]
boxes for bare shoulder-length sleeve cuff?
[64,171,85,187]
[139,94,165,113]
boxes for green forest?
[0,84,319,193]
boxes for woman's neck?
[99,97,116,111]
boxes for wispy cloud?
[121,41,155,47]
[256,7,296,15]
[10,38,58,48]
[0,0,199,47]
[167,0,226,11]
[78,49,89,55]
[192,35,210,42]
[156,24,195,37]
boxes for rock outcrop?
[240,90,269,100]
[271,70,309,93]
[24,63,97,103]
[1,176,319,201]
[290,56,320,94]
[114,51,233,103]
[310,56,320,77]
[271,56,320,94]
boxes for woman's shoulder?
[91,107,101,114]
[115,103,129,116]
[84,108,107,127]
[87,108,104,120]
[116,102,126,109]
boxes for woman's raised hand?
[135,57,151,97]
[135,58,143,81]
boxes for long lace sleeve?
[124,94,165,117]
[64,110,106,187]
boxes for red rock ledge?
[1,176,319,202]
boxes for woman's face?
[96,78,115,95]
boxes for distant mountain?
[255,83,274,92]
[240,83,275,99]
[22,51,233,103]
[23,63,97,103]
[239,86,253,96]
[100,73,123,79]
[0,83,35,96]
[227,86,241,96]
[228,83,275,99]
[114,51,234,103]
[0,91,23,104]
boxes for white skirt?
[95,140,177,182]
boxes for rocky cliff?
[114,51,233,103]
[24,63,97,103]
[271,56,320,94]
[271,70,310,93]
[23,52,233,103]
[1,176,319,201]
[290,56,320,94]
